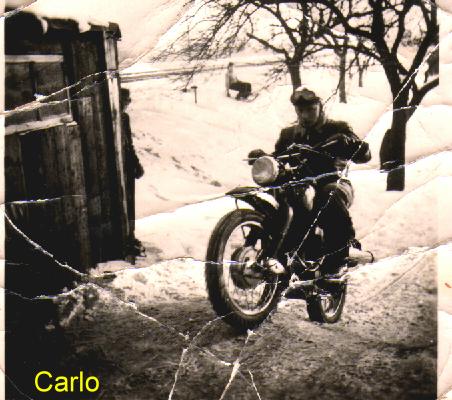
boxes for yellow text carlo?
[35,371,100,393]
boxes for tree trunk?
[380,97,409,191]
[287,61,301,90]
[358,67,364,87]
[338,40,347,103]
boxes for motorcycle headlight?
[251,156,279,185]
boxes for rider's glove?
[247,149,267,165]
[321,134,369,160]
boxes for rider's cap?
[290,86,321,106]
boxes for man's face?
[122,97,131,109]
[295,102,321,127]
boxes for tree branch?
[391,0,414,56]
[409,77,438,110]
[246,32,290,58]
[258,3,299,48]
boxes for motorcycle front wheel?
[205,209,285,332]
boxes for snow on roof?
[6,0,115,32]
[6,0,189,66]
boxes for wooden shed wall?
[5,124,91,270]
[5,14,130,277]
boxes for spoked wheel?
[205,209,285,332]
[306,284,347,323]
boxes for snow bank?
[351,151,452,240]
[108,258,205,304]
[360,177,452,259]
[135,197,238,262]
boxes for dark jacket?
[122,112,144,179]
[274,120,371,174]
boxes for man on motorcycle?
[250,86,371,276]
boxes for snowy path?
[65,241,438,400]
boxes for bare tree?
[323,34,349,103]
[337,37,348,103]
[246,2,341,89]
[260,0,438,190]
[153,1,339,90]
[348,39,374,87]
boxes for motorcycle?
[205,143,371,331]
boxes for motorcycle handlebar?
[244,145,333,163]
[276,144,335,161]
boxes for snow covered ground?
[122,61,451,257]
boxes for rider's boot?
[320,255,347,279]
[348,247,374,265]
[265,258,285,275]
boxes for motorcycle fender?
[228,189,292,257]
[227,189,277,219]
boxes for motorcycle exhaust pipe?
[322,275,348,284]
[289,279,316,289]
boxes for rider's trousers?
[315,179,355,272]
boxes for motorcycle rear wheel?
[205,209,285,332]
[306,284,347,323]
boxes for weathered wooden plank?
[53,124,71,195]
[34,62,68,120]
[6,55,63,63]
[49,125,79,266]
[76,88,116,261]
[74,97,103,263]
[5,117,73,136]
[68,35,120,260]
[66,124,92,269]
[51,195,64,251]
[66,31,127,261]
[5,62,35,110]
[103,32,119,70]
[26,201,48,259]
[103,31,130,258]
[72,195,92,271]
[91,86,120,260]
[6,124,91,271]
[5,109,38,127]
[68,36,100,89]
[47,197,65,264]
[5,134,27,202]
[59,195,76,265]
[39,126,61,199]
[19,130,47,200]
[66,125,86,197]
